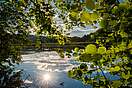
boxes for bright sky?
[68,28,97,37]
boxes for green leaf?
[120,31,128,38]
[74,47,79,52]
[122,71,130,80]
[109,66,120,72]
[114,47,120,53]
[112,6,118,14]
[109,67,115,72]
[99,20,106,28]
[98,46,106,54]
[112,80,122,87]
[90,12,99,21]
[85,44,97,54]
[57,0,63,2]
[70,11,78,19]
[81,11,98,22]
[68,70,74,77]
[122,56,127,60]
[128,41,132,49]
[114,66,120,71]
[86,0,95,9]
[79,54,91,62]
[118,42,126,51]
[80,11,91,22]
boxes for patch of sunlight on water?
[17,51,87,88]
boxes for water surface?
[17,51,89,88]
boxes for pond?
[16,51,120,88]
[16,51,91,88]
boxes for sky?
[53,13,99,37]
[66,26,98,37]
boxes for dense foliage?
[0,0,132,87]
[0,1,30,87]
[0,0,56,87]
[62,0,132,87]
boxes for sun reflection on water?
[43,74,51,81]
[37,73,52,88]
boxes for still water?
[16,51,90,88]
[16,51,120,88]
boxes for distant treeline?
[27,33,97,44]
[28,35,58,43]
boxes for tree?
[0,0,58,87]
[0,0,30,87]
[59,0,132,87]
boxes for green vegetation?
[0,1,29,87]
[0,0,56,87]
[0,0,132,87]
[63,0,132,87]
